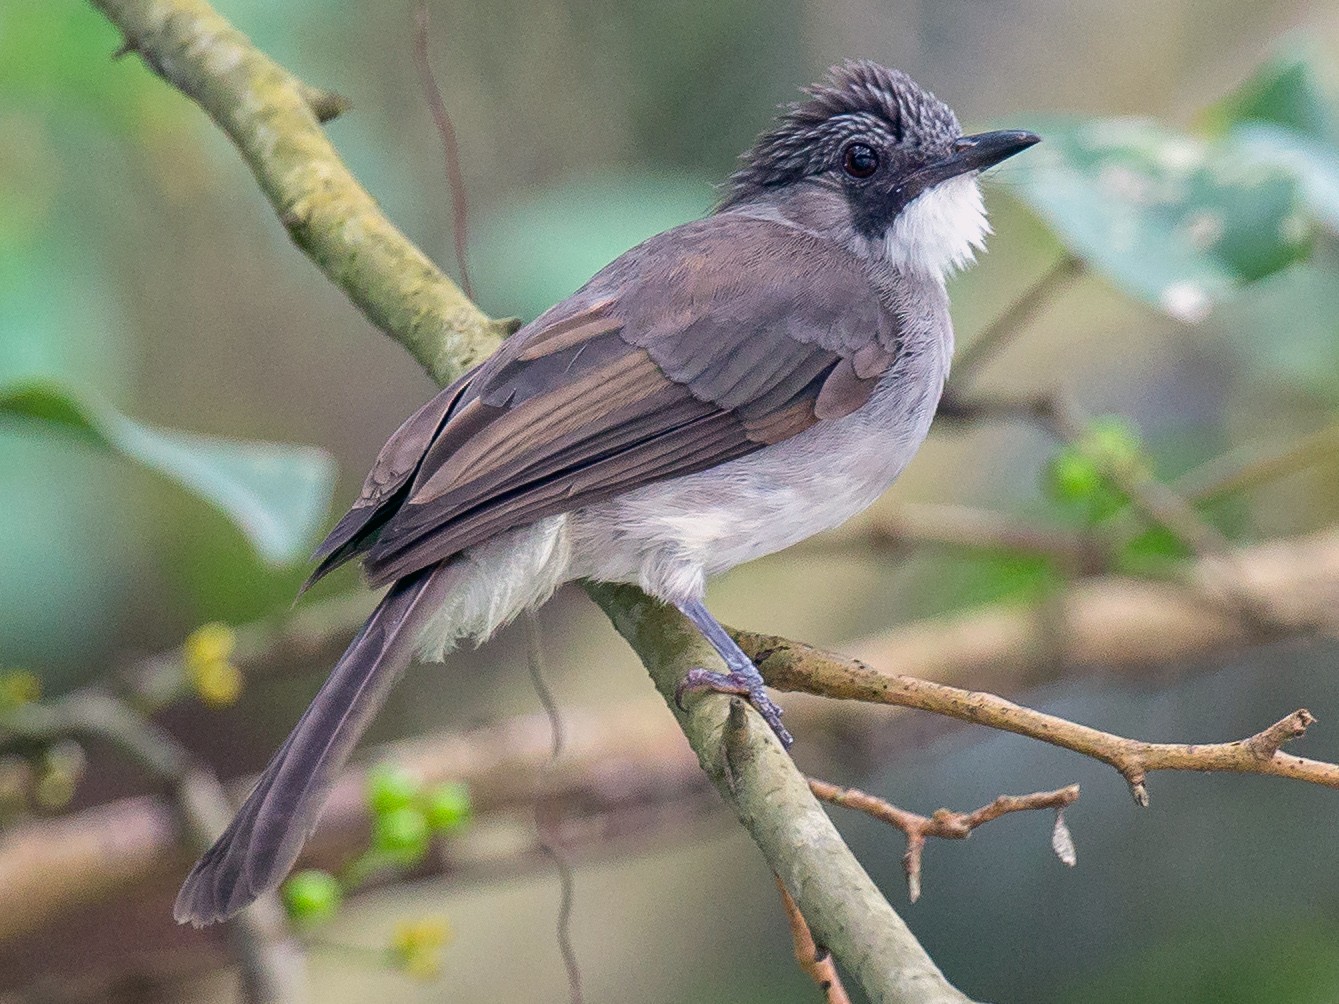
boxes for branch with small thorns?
[809,780,1079,903]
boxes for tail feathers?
[174,564,454,926]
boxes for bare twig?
[0,692,305,1003]
[774,874,852,1004]
[121,589,377,714]
[1042,395,1231,557]
[810,780,1079,903]
[1176,421,1339,508]
[411,2,475,301]
[935,390,1230,558]
[948,254,1084,383]
[744,635,1339,803]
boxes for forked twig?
[810,780,1079,902]
[739,633,1339,804]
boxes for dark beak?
[946,130,1041,173]
[900,129,1040,201]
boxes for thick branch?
[586,584,974,1003]
[91,0,513,384]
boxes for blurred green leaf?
[0,6,184,136]
[1067,921,1339,1004]
[1045,415,1150,524]
[1119,525,1192,575]
[1010,118,1313,319]
[0,379,335,565]
[1230,124,1339,234]
[472,172,713,321]
[1203,39,1339,145]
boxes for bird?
[175,59,1038,925]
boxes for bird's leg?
[673,598,794,748]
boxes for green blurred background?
[4,0,1339,1001]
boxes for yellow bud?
[184,624,242,707]
[194,660,243,707]
[184,623,236,666]
[0,670,40,708]
[389,916,452,981]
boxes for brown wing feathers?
[309,218,901,588]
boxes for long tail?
[174,564,455,926]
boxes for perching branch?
[85,4,969,999]
[809,780,1079,903]
[741,634,1339,803]
[588,584,975,1002]
[947,253,1083,382]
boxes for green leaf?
[471,172,713,321]
[1229,123,1339,234]
[1203,38,1339,144]
[1009,118,1314,319]
[0,379,335,565]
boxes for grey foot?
[675,668,795,748]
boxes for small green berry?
[367,763,422,817]
[1046,450,1102,503]
[282,869,342,923]
[1085,415,1143,471]
[374,806,430,862]
[423,782,472,833]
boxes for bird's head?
[721,61,1038,282]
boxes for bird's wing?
[312,215,902,587]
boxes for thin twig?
[1177,422,1339,507]
[412,2,475,302]
[810,780,1079,903]
[1041,394,1231,557]
[742,634,1339,804]
[774,874,852,1003]
[807,502,1110,573]
[934,391,1230,557]
[0,691,305,1002]
[525,612,583,1004]
[948,254,1084,383]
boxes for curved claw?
[674,668,794,749]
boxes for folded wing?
[311,215,902,587]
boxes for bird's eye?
[841,142,879,179]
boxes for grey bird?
[175,60,1038,925]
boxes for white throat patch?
[882,174,989,282]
